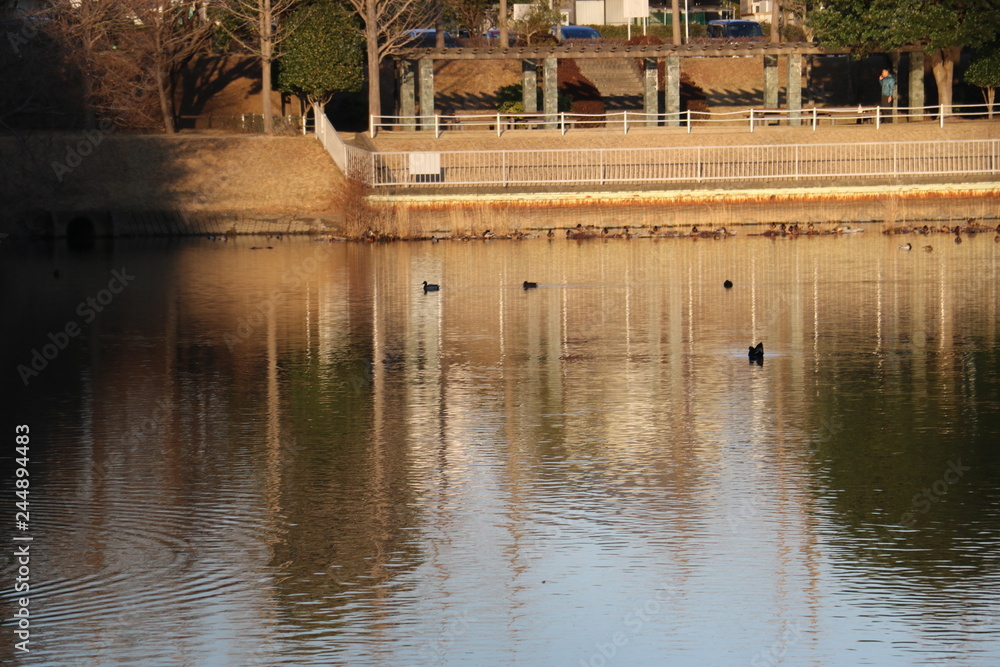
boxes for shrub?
[494,82,572,115]
[782,24,807,42]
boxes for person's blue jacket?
[881,73,896,98]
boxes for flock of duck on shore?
[350,218,998,243]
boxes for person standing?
[879,67,897,121]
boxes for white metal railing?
[356,139,1000,188]
[371,103,998,137]
[316,112,372,178]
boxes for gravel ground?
[367,119,1000,152]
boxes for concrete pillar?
[522,59,537,115]
[890,51,901,121]
[909,51,925,121]
[400,60,416,122]
[543,57,558,127]
[763,54,778,110]
[665,55,680,127]
[786,54,802,126]
[418,58,435,130]
[643,57,658,126]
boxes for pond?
[3,230,1000,666]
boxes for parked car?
[405,29,457,48]
[706,20,763,39]
[553,25,601,41]
[484,29,518,46]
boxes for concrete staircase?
[574,58,644,110]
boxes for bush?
[494,82,572,115]
[782,24,807,42]
[583,24,676,42]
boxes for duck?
[422,281,440,292]
[522,281,538,289]
[547,229,555,239]
[748,342,764,359]
[923,245,933,252]
[723,280,733,289]
[482,230,495,240]
[954,236,963,244]
[899,243,912,251]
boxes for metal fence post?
[749,109,754,133]
[497,113,501,138]
[624,111,628,135]
[876,106,881,129]
[370,114,375,137]
[435,114,440,138]
[940,104,945,128]
[561,112,566,136]
[812,107,817,131]
[687,109,692,134]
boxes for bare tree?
[219,0,300,134]
[126,1,215,133]
[344,0,432,120]
[43,0,126,129]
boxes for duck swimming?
[422,281,440,292]
[724,280,733,289]
[522,281,538,289]
[748,342,764,359]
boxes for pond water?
[3,230,1000,666]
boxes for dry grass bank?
[0,133,342,232]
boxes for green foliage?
[965,47,1000,88]
[583,24,674,41]
[277,0,364,106]
[810,0,1000,55]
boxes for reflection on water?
[3,232,1000,665]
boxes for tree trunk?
[261,0,274,134]
[929,46,961,118]
[154,64,176,133]
[770,0,780,43]
[312,100,324,132]
[671,0,680,45]
[364,0,381,121]
[499,0,508,46]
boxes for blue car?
[553,25,601,41]
[405,29,457,48]
[707,20,763,39]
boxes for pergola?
[394,42,927,129]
